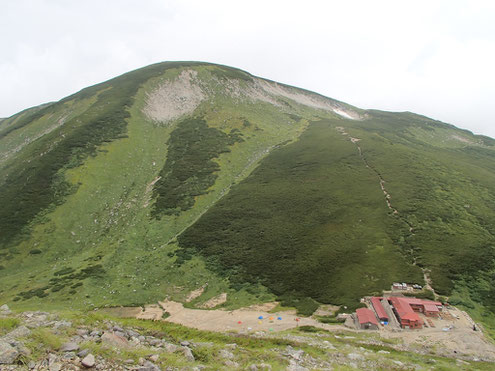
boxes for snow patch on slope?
[333,108,354,120]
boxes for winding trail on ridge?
[336,127,450,300]
[336,126,415,235]
[336,126,430,288]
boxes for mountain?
[1,62,494,331]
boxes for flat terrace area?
[102,293,495,361]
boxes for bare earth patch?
[185,287,205,302]
[199,293,228,309]
[121,298,495,360]
[451,134,474,144]
[155,300,346,333]
[142,176,161,208]
[143,69,205,124]
[255,79,361,120]
[136,304,163,321]
[216,76,362,120]
[314,304,340,317]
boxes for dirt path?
[336,127,408,223]
[422,269,440,300]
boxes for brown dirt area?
[103,299,495,360]
[154,300,346,333]
[198,293,228,309]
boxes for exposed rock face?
[143,69,205,124]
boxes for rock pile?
[0,304,188,370]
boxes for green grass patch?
[30,327,64,350]
[152,117,243,217]
[0,317,20,335]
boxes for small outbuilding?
[356,308,379,330]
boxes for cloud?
[0,0,494,138]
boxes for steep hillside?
[0,62,494,332]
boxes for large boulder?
[182,346,195,362]
[59,342,79,352]
[0,304,11,315]
[219,349,235,359]
[138,360,161,370]
[81,353,95,368]
[101,331,129,348]
[163,342,179,353]
[0,340,19,364]
[3,325,31,341]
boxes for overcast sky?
[1,0,494,138]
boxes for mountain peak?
[0,63,494,341]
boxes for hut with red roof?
[371,297,389,323]
[389,297,423,329]
[355,308,379,330]
[400,297,443,317]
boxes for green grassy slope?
[0,62,494,331]
[179,109,495,313]
[0,63,313,310]
[179,118,423,309]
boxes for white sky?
[1,0,494,138]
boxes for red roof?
[389,297,423,324]
[356,308,379,325]
[401,298,423,305]
[371,297,389,321]
[426,300,442,306]
[401,298,442,307]
[423,303,439,312]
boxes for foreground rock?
[101,331,129,348]
[81,353,95,368]
[60,341,79,352]
[0,304,12,315]
[0,340,19,364]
